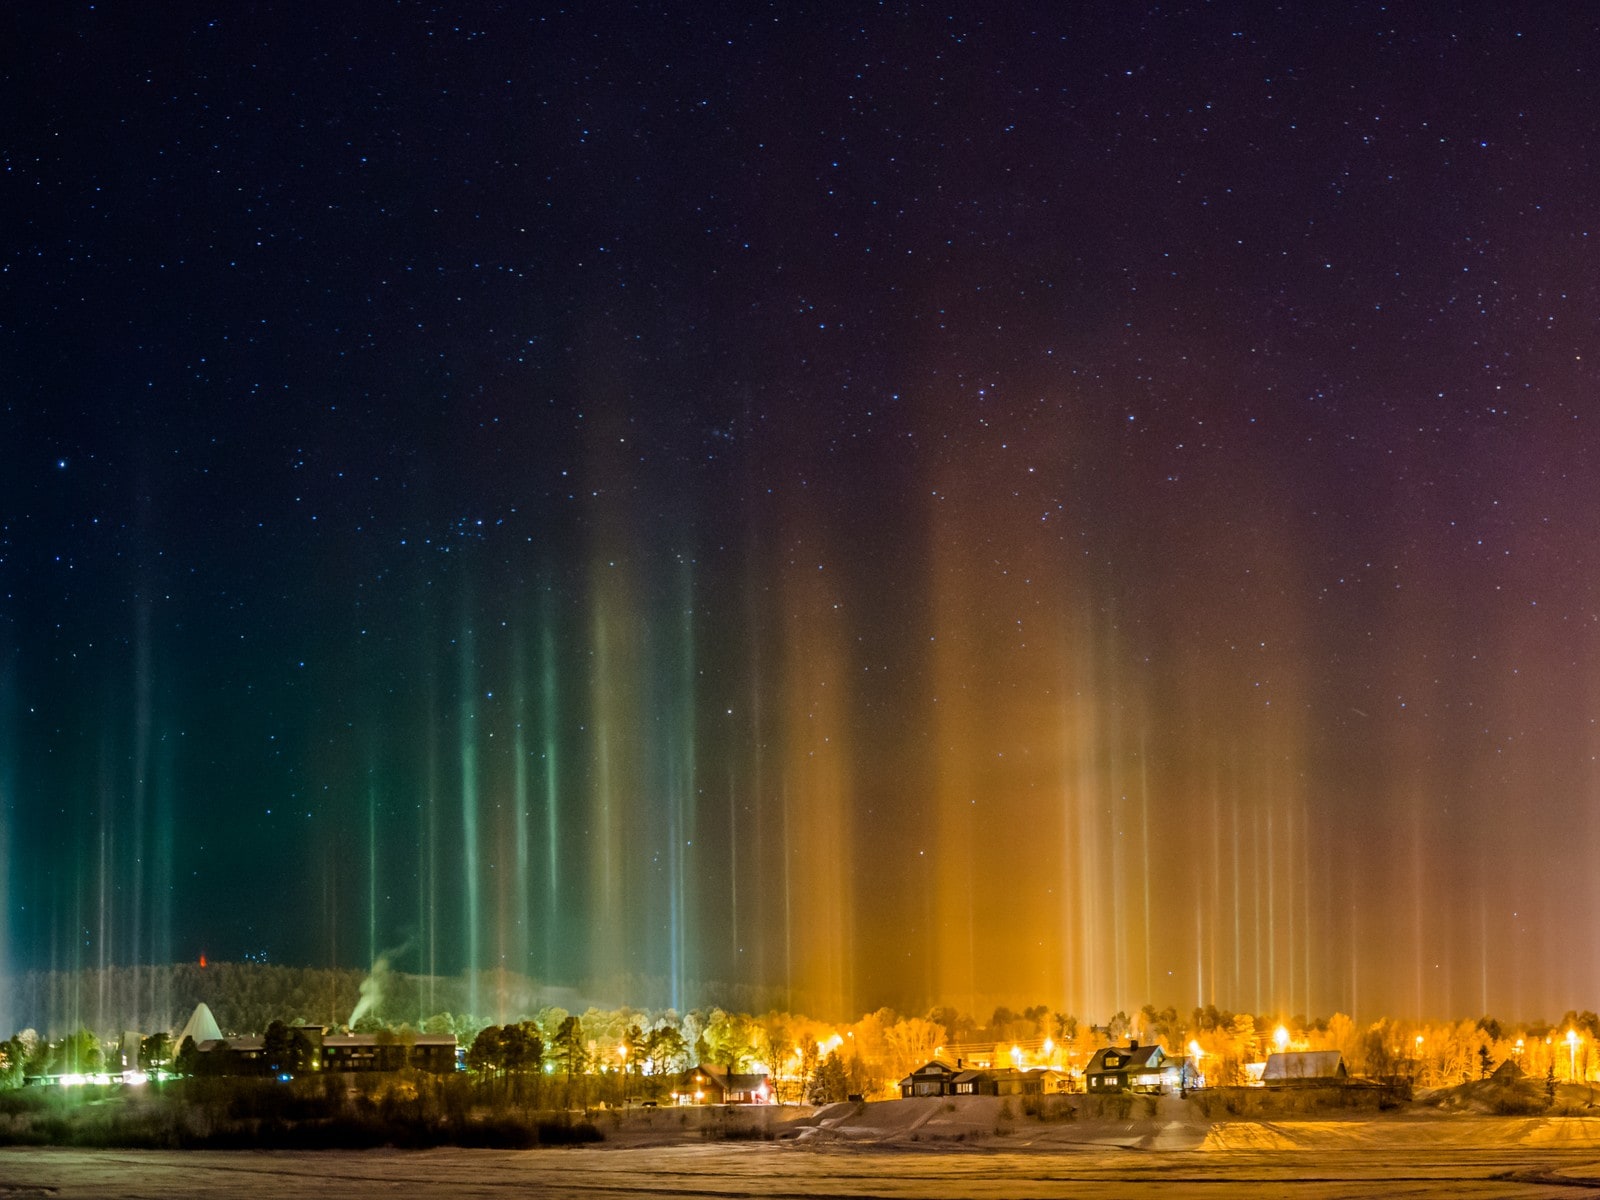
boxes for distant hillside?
[4,962,429,1038]
[2,961,819,1040]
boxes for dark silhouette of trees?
[809,1051,849,1104]
[645,1023,687,1078]
[550,1015,587,1083]
[139,1032,173,1071]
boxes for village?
[18,998,1438,1106]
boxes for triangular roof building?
[176,1002,223,1047]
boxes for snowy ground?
[7,1096,1600,1197]
[7,1116,1600,1198]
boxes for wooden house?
[1261,1050,1347,1086]
[678,1062,772,1104]
[1084,1041,1178,1093]
[899,1058,959,1098]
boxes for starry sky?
[4,3,1600,1025]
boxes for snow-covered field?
[8,1109,1600,1199]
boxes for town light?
[1568,1030,1580,1081]
[1273,1026,1289,1051]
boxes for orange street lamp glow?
[1273,1026,1289,1051]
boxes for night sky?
[5,3,1600,1025]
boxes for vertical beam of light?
[1413,804,1424,1021]
[539,611,560,981]
[1138,733,1152,1007]
[68,841,84,1035]
[725,768,737,975]
[929,522,978,1015]
[780,543,854,1018]
[738,462,772,995]
[512,636,531,978]
[668,559,696,1012]
[95,792,109,1036]
[1302,797,1313,1019]
[1231,785,1242,1008]
[1076,684,1104,1020]
[152,703,174,1027]
[586,539,642,992]
[1266,805,1277,1014]
[130,596,151,1032]
[1479,888,1488,1018]
[1285,785,1296,1017]
[459,620,481,1020]
[1350,901,1359,1021]
[781,777,793,1006]
[0,653,10,1037]
[1062,617,1106,1021]
[744,576,768,989]
[1108,701,1126,1015]
[589,597,620,986]
[366,769,377,972]
[421,668,440,1022]
[1208,764,1222,1010]
[1252,807,1262,1013]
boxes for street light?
[1568,1030,1579,1082]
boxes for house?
[410,1033,460,1073]
[994,1067,1071,1096]
[1084,1041,1179,1093]
[677,1063,772,1104]
[320,1033,458,1073]
[949,1068,996,1096]
[1262,1050,1347,1086]
[899,1058,959,1098]
[195,1036,266,1075]
[321,1033,407,1072]
[1489,1058,1525,1083]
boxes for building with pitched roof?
[1084,1041,1182,1093]
[1261,1050,1347,1086]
